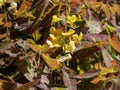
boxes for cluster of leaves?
[0,0,120,90]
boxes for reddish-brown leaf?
[102,4,111,19]
[0,79,16,90]
[86,0,102,11]
[41,53,63,70]
[19,0,31,10]
[72,41,108,59]
[109,33,120,52]
[0,14,5,25]
[15,79,39,90]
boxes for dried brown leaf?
[109,33,120,52]
[15,79,39,90]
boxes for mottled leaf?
[4,49,20,58]
[86,9,103,34]
[0,43,13,53]
[83,34,108,42]
[62,68,77,90]
[71,69,101,79]
[37,64,53,90]
[101,47,114,67]
[16,39,31,50]
[15,21,33,30]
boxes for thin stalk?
[30,0,49,32]
[65,0,69,32]
[5,11,10,39]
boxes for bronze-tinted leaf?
[41,53,63,70]
[86,0,103,11]
[15,79,39,90]
[13,0,31,19]
[72,41,108,59]
[0,14,5,25]
[0,79,16,90]
[109,33,120,52]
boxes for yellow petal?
[62,29,75,36]
[51,15,62,25]
[73,34,78,40]
[72,33,83,43]
[49,27,56,34]
[71,15,77,23]
[49,34,56,39]
[63,41,75,53]
[78,33,83,41]
[46,40,54,48]
[67,15,77,23]
[69,40,76,52]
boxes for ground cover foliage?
[0,0,120,90]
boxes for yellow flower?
[51,15,62,25]
[50,27,56,34]
[46,39,60,48]
[63,40,75,53]
[0,0,6,8]
[49,34,56,39]
[49,27,62,35]
[47,34,64,48]
[72,33,83,43]
[67,15,77,24]
[62,29,75,36]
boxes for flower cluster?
[47,15,83,53]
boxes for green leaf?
[32,30,41,41]
[105,22,116,33]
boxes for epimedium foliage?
[0,0,120,90]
